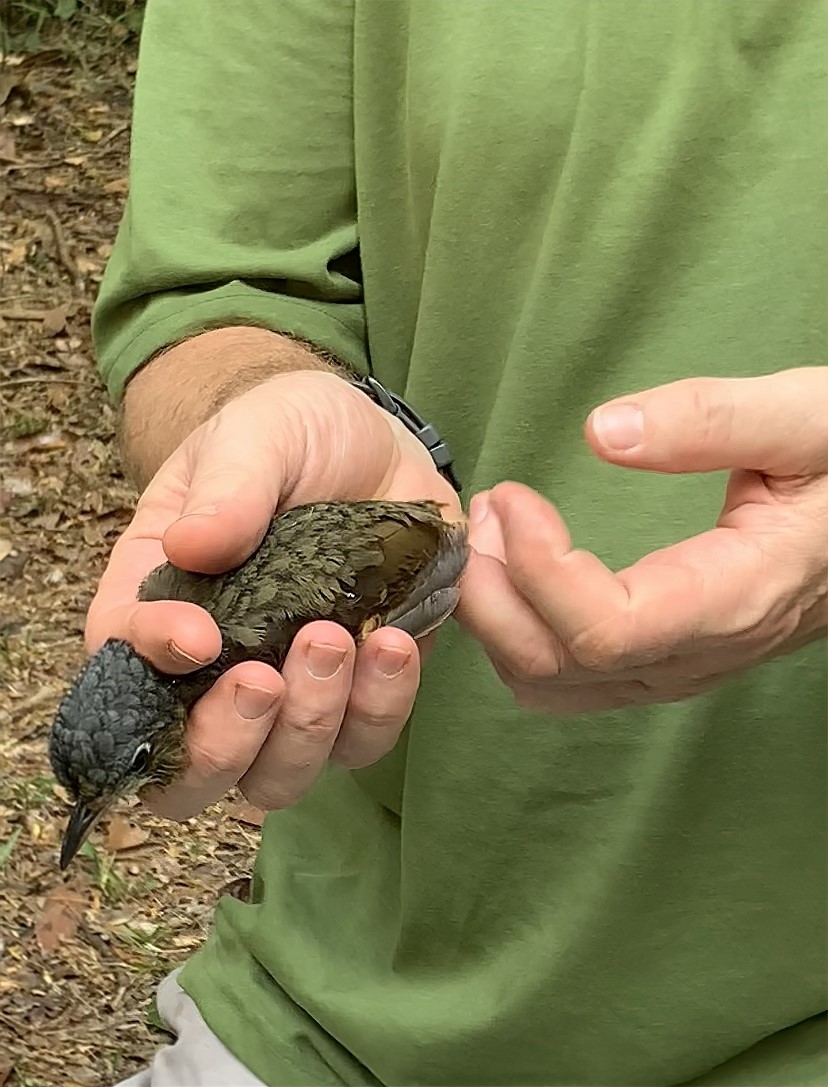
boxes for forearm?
[119,326,345,488]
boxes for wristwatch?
[350,374,462,494]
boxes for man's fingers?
[144,660,284,821]
[486,483,638,670]
[162,400,302,574]
[331,627,420,769]
[86,599,223,673]
[456,546,564,681]
[238,622,355,810]
[586,366,828,477]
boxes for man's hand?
[86,359,459,819]
[459,367,828,713]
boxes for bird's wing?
[346,509,468,638]
[137,501,468,651]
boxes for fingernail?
[376,646,410,679]
[469,493,489,524]
[168,640,210,667]
[234,683,279,720]
[306,642,347,680]
[591,404,644,451]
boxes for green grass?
[2,412,49,440]
[78,840,160,903]
[1,0,144,54]
[6,773,55,809]
[0,827,22,870]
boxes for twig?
[2,159,66,173]
[12,194,82,290]
[0,308,49,321]
[0,376,84,387]
[99,120,129,146]
[11,686,60,722]
[42,204,82,289]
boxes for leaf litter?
[0,37,261,1087]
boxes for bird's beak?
[59,800,104,870]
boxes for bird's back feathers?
[138,500,468,705]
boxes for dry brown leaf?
[15,429,68,454]
[33,511,62,532]
[63,154,87,166]
[35,887,89,953]
[44,174,69,190]
[219,876,252,902]
[41,304,69,335]
[75,255,100,274]
[0,539,11,564]
[0,1059,14,1087]
[105,814,150,852]
[103,177,129,195]
[1,473,34,498]
[0,125,18,163]
[0,548,27,581]
[0,71,24,108]
[5,240,29,266]
[83,129,103,143]
[226,801,266,827]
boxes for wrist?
[120,326,342,487]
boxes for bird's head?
[49,638,187,870]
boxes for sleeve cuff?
[95,281,368,400]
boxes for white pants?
[115,969,265,1087]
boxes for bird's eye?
[129,742,152,775]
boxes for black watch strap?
[350,374,462,494]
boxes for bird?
[49,499,469,870]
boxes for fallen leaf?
[105,814,150,852]
[0,549,28,581]
[35,887,89,953]
[1,473,34,497]
[0,70,26,108]
[75,255,100,274]
[15,429,68,453]
[41,304,69,335]
[226,801,265,827]
[0,1059,14,1086]
[63,154,87,166]
[5,240,29,266]
[14,48,65,72]
[219,876,251,902]
[82,129,103,143]
[9,111,35,128]
[0,539,11,563]
[0,125,18,163]
[33,511,62,531]
[103,177,129,195]
[44,174,69,191]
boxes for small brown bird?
[49,500,468,869]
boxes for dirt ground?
[0,40,261,1087]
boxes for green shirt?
[93,2,827,1084]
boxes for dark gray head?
[49,638,186,869]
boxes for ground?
[0,39,261,1087]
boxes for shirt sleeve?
[92,0,365,400]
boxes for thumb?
[585,367,828,477]
[162,394,300,574]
